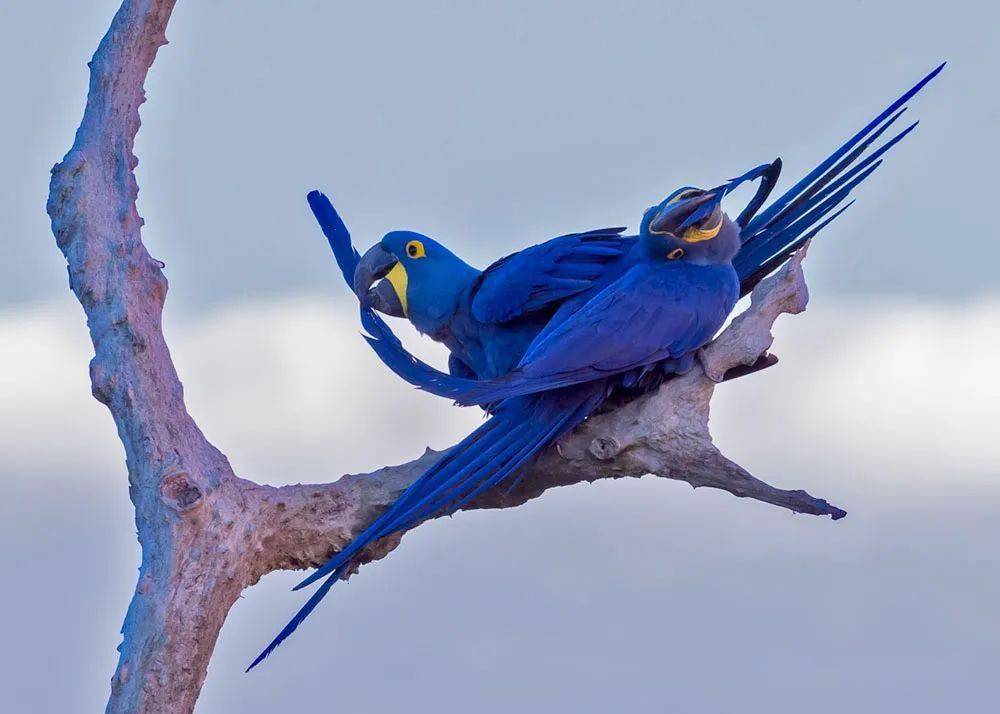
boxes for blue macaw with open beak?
[248,64,943,670]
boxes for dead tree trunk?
[46,2,842,711]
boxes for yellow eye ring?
[667,247,685,260]
[405,240,426,259]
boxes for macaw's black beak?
[354,244,406,318]
[648,191,718,236]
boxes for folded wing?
[471,228,632,323]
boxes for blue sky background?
[1,1,998,711]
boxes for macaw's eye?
[667,247,685,260]
[406,240,426,259]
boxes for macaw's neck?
[407,262,481,337]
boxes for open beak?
[649,191,720,236]
[354,244,407,318]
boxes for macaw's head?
[638,186,741,266]
[354,230,479,331]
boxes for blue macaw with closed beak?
[248,64,942,670]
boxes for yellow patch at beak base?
[386,262,409,317]
[683,210,724,243]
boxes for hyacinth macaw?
[248,63,942,669]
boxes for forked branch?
[46,2,841,712]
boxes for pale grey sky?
[3,0,1000,312]
[2,1,999,712]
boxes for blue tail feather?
[450,392,599,511]
[307,190,360,287]
[734,159,783,227]
[251,389,602,669]
[739,201,855,297]
[755,119,915,243]
[733,65,940,292]
[406,394,590,521]
[741,62,944,238]
[288,421,512,592]
[737,157,884,279]
[246,562,349,672]
[380,421,537,532]
[748,109,906,239]
[735,157,884,278]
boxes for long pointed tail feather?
[246,563,348,672]
[740,62,943,239]
[736,117,916,277]
[291,418,516,592]
[739,201,855,297]
[249,387,602,669]
[307,190,360,286]
[735,155,887,288]
[740,107,904,243]
[734,63,944,291]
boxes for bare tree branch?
[46,2,842,711]
[46,1,242,711]
[250,246,843,579]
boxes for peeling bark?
[47,2,842,712]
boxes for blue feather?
[246,562,348,672]
[748,109,908,237]
[307,190,360,286]
[739,201,855,297]
[733,64,944,292]
[736,159,884,278]
[249,387,603,670]
[741,62,944,237]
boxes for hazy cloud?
[2,292,998,712]
[4,293,996,487]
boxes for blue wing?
[524,264,735,369]
[469,262,738,403]
[366,261,739,406]
[471,228,633,323]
